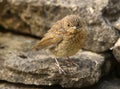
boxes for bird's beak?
[68,26,78,33]
[72,26,77,30]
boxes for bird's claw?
[54,58,66,75]
[55,63,66,75]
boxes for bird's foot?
[55,63,66,74]
[65,57,79,67]
[54,58,66,75]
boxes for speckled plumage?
[33,15,87,57]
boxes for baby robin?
[33,15,87,74]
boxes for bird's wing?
[33,34,63,50]
[33,20,66,50]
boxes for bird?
[33,15,87,74]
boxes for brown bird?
[33,15,87,74]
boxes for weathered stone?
[83,21,119,52]
[0,82,40,89]
[102,0,120,38]
[0,32,111,88]
[102,0,120,21]
[0,82,93,89]
[0,0,109,37]
[95,79,120,89]
[113,18,120,30]
[113,38,120,63]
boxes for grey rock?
[102,0,120,21]
[0,82,94,89]
[113,18,120,30]
[113,38,120,63]
[83,21,119,52]
[0,32,111,88]
[95,79,120,89]
[0,0,109,37]
[0,83,40,89]
[104,0,120,31]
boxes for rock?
[113,38,120,63]
[0,0,109,37]
[113,18,120,30]
[0,32,112,88]
[102,0,120,21]
[0,82,93,89]
[83,21,119,52]
[0,0,31,35]
[0,82,40,89]
[95,79,120,89]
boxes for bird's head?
[62,15,85,33]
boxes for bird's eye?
[67,24,70,26]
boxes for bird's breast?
[49,29,86,57]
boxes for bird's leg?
[54,58,66,74]
[66,57,79,67]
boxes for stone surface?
[1,78,120,89]
[83,22,119,52]
[102,0,120,35]
[0,0,109,37]
[0,32,111,88]
[102,0,120,21]
[0,82,94,89]
[113,38,120,63]
[113,18,120,30]
[95,79,120,89]
[0,82,40,89]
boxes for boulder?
[0,32,111,88]
[113,38,120,63]
[0,82,40,89]
[95,79,120,89]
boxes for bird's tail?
[32,42,44,51]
